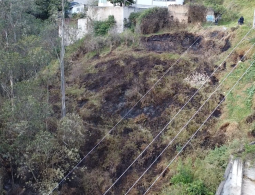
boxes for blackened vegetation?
[55,31,231,194]
[142,32,198,53]
[142,31,230,55]
[221,38,231,52]
[246,112,255,124]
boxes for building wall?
[74,0,97,5]
[168,5,189,23]
[98,0,185,7]
[136,0,184,7]
[206,10,215,22]
[87,6,139,33]
[98,0,113,7]
[153,0,184,6]
[71,4,85,14]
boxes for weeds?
[93,15,116,36]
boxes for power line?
[143,57,255,195]
[47,25,209,194]
[48,14,247,194]
[101,28,254,195]
[124,41,255,195]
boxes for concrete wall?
[206,9,215,22]
[87,6,139,33]
[98,0,113,7]
[71,4,85,14]
[74,0,97,5]
[136,0,184,7]
[98,0,185,7]
[153,0,184,6]
[168,5,189,23]
[59,19,88,46]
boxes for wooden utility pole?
[253,9,255,28]
[0,166,3,195]
[60,0,66,117]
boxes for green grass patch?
[66,86,84,96]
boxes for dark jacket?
[239,17,244,24]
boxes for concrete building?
[86,6,141,33]
[71,0,98,5]
[98,0,185,7]
[70,3,85,14]
[136,0,185,8]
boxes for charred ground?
[43,30,237,194]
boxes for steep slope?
[44,28,244,194]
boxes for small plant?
[93,15,116,36]
[171,164,194,184]
[186,180,213,195]
[244,144,255,155]
[245,84,255,108]
[124,12,141,32]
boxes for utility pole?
[253,9,255,28]
[60,0,66,117]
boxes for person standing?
[238,16,244,25]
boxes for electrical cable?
[47,25,209,195]
[143,57,255,195]
[124,43,255,195]
[48,17,251,195]
[101,28,254,195]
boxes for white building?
[70,3,85,14]
[98,0,184,7]
[136,0,184,8]
[72,0,97,5]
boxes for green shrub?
[203,0,238,23]
[137,7,169,34]
[206,145,228,168]
[93,15,116,36]
[186,180,213,195]
[124,12,141,32]
[204,0,224,5]
[171,164,194,184]
[244,144,255,156]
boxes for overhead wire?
[48,10,244,194]
[124,40,255,195]
[47,25,209,194]
[101,28,254,194]
[143,56,255,195]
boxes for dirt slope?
[49,29,236,194]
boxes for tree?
[109,0,134,7]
